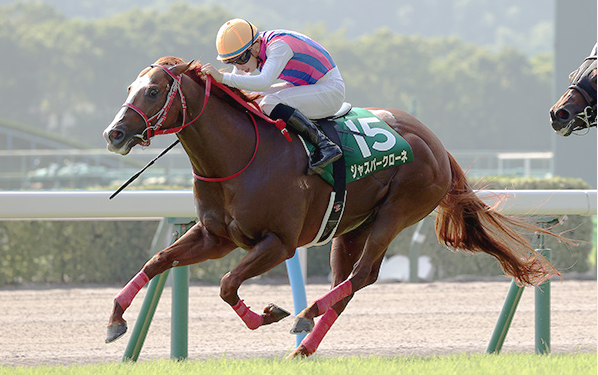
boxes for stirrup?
[308,146,342,175]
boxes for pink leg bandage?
[302,308,339,354]
[315,279,352,314]
[115,271,150,310]
[232,299,264,330]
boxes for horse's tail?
[435,152,562,286]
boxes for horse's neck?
[177,82,257,179]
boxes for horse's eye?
[148,88,159,98]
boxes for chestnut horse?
[550,44,597,136]
[103,56,559,358]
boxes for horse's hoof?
[286,345,311,359]
[290,316,314,335]
[105,321,127,343]
[267,303,291,321]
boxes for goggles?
[225,48,253,65]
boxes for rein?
[123,64,212,146]
[191,77,292,182]
[207,75,292,142]
[192,112,260,182]
[119,63,292,186]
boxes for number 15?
[344,117,397,158]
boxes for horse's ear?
[171,60,194,76]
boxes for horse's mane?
[153,56,262,108]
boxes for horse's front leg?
[219,232,295,329]
[106,223,236,343]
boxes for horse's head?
[103,57,194,155]
[549,56,597,136]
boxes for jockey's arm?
[222,40,292,92]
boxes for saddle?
[303,104,414,247]
[330,102,353,119]
[303,105,352,247]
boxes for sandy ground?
[0,279,595,367]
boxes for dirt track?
[0,279,595,366]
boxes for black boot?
[270,104,342,175]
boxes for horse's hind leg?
[287,228,370,358]
[106,223,236,343]
[289,195,421,346]
[219,232,296,330]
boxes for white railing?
[0,190,595,220]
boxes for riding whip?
[109,139,180,199]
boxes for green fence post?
[122,270,170,361]
[170,219,195,361]
[486,233,540,354]
[122,218,194,362]
[486,280,524,354]
[171,264,189,360]
[535,222,551,354]
[122,218,171,362]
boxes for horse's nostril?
[556,109,570,120]
[110,129,124,143]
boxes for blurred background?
[0,0,595,285]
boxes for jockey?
[201,19,344,175]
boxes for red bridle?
[122,64,212,146]
[121,63,291,182]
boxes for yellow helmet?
[216,19,259,62]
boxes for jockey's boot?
[270,103,342,175]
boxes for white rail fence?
[0,189,595,220]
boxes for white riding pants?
[258,67,345,119]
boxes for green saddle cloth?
[306,107,414,186]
